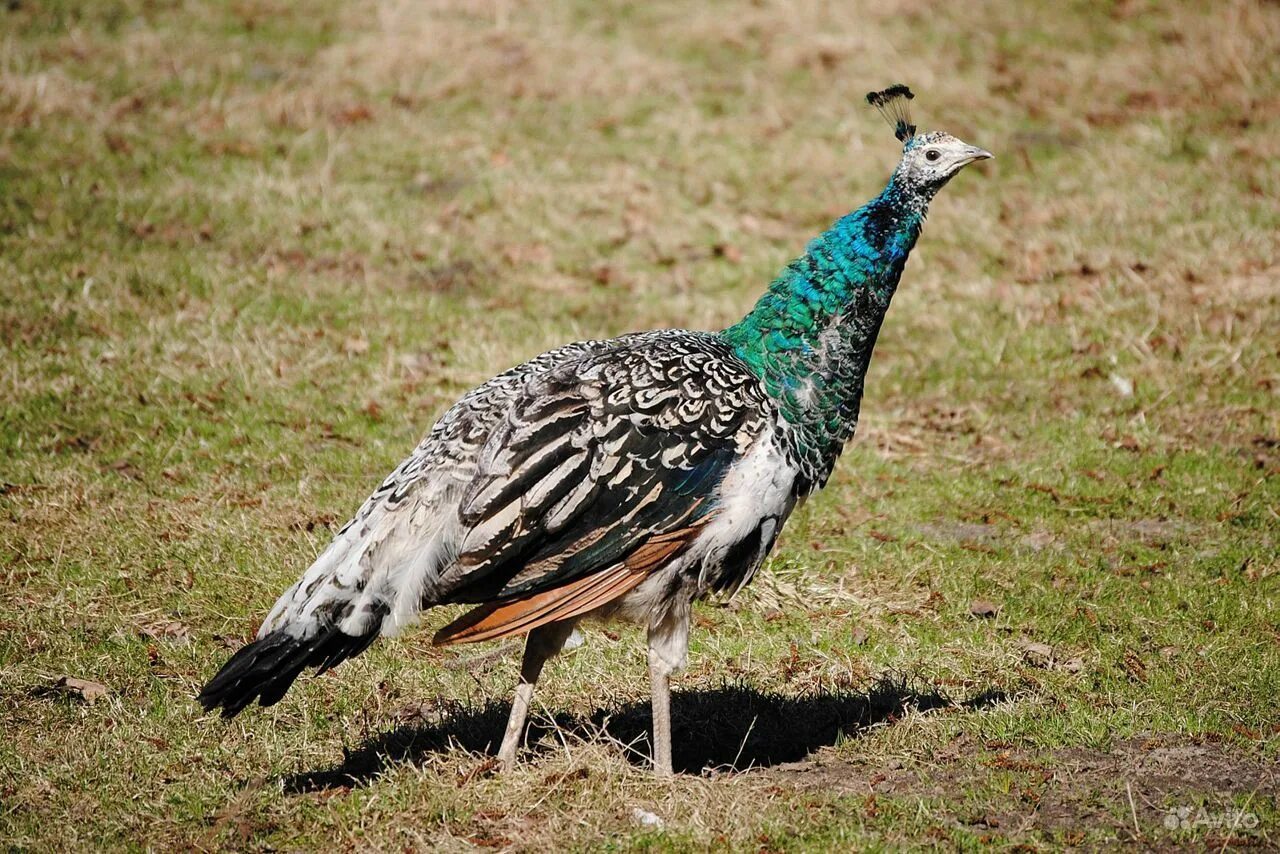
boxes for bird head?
[866,85,992,196]
[897,131,993,191]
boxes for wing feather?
[435,336,770,610]
[255,331,773,648]
[432,517,713,645]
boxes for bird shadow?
[282,678,1008,793]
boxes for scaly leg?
[647,603,690,777]
[648,648,674,777]
[498,621,576,769]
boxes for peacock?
[198,86,991,776]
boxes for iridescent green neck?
[720,176,929,489]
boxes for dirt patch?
[914,521,1002,546]
[764,735,1277,844]
[1087,518,1192,546]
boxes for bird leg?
[497,621,576,769]
[647,604,690,778]
[648,648,674,777]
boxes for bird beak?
[959,145,994,166]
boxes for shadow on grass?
[283,679,1008,792]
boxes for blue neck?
[720,175,929,489]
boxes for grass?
[2,0,1278,849]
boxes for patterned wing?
[431,334,771,640]
[255,339,611,639]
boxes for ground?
[1,0,1278,850]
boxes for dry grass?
[2,0,1278,849]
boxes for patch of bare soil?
[765,735,1277,845]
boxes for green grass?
[2,0,1278,849]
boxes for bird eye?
[925,149,941,162]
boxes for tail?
[198,466,456,717]
[196,624,380,718]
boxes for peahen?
[198,86,991,776]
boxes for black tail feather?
[197,624,381,718]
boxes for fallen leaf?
[548,768,591,791]
[107,460,143,480]
[139,620,191,643]
[969,600,1000,619]
[1021,642,1054,667]
[1122,650,1148,681]
[342,336,369,355]
[53,676,108,703]
[851,626,869,646]
[456,758,499,786]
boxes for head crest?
[866,84,916,143]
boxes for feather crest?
[866,84,916,143]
